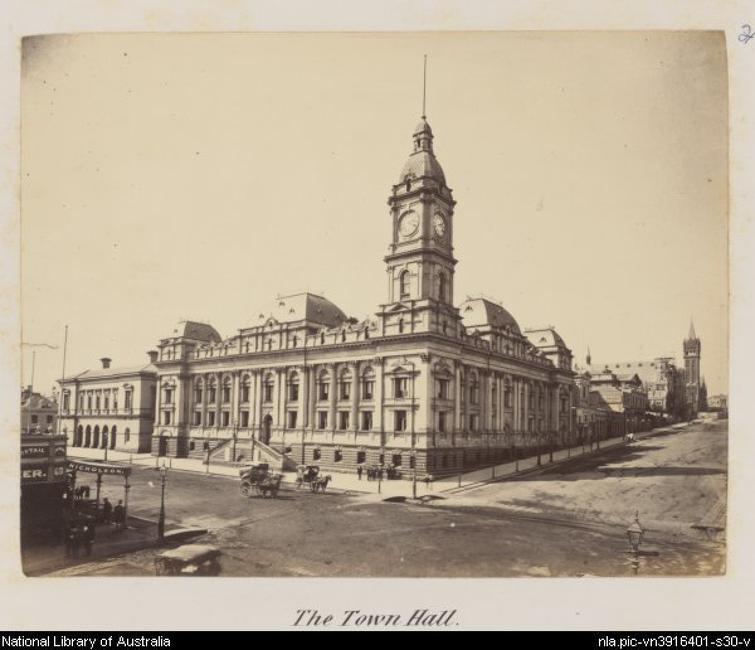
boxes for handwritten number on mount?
[739,24,753,44]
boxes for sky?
[20,32,728,396]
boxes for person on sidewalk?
[64,524,75,557]
[113,500,125,530]
[356,465,363,481]
[70,526,81,559]
[102,498,113,525]
[82,524,95,556]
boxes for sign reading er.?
[67,460,132,477]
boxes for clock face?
[433,213,446,238]
[398,211,419,237]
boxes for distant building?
[573,372,625,441]
[57,353,158,453]
[708,394,727,413]
[684,320,702,416]
[586,370,651,434]
[21,386,58,435]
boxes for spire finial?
[688,317,697,340]
[422,54,427,119]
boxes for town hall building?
[145,114,578,477]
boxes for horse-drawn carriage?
[239,462,283,498]
[295,465,332,493]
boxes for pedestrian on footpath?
[102,497,113,525]
[70,526,81,558]
[82,524,95,556]
[113,500,125,530]
[356,465,363,481]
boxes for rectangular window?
[394,378,408,399]
[193,411,201,426]
[195,388,203,404]
[288,411,298,429]
[361,411,373,431]
[392,454,402,467]
[241,411,249,427]
[124,392,132,410]
[104,396,110,410]
[313,448,321,461]
[340,382,351,400]
[163,411,172,425]
[222,387,231,403]
[362,381,374,400]
[438,411,447,433]
[437,379,449,399]
[357,451,366,464]
[164,389,173,405]
[208,411,215,427]
[469,414,477,432]
[395,410,407,432]
[317,411,328,430]
[338,411,350,430]
[289,384,299,401]
[31,415,38,424]
[241,386,250,403]
[96,395,101,410]
[208,388,216,403]
[221,411,230,427]
[63,393,70,411]
[263,384,273,402]
[409,456,416,469]
[334,450,343,463]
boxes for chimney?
[147,350,159,364]
[100,357,112,369]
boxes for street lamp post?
[157,464,168,540]
[626,510,644,575]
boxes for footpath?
[68,422,691,500]
[21,515,206,577]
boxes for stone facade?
[150,115,577,476]
[57,354,158,453]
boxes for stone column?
[373,357,384,435]
[329,363,338,432]
[454,362,462,433]
[232,370,240,426]
[350,361,360,433]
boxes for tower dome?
[398,117,447,187]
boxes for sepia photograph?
[17,30,730,584]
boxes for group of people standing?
[63,495,126,559]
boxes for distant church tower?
[683,319,701,415]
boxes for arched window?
[317,369,330,401]
[399,270,410,299]
[438,272,446,302]
[288,371,300,401]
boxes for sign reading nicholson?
[67,460,132,478]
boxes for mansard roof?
[524,327,568,350]
[172,320,222,343]
[459,297,522,335]
[255,292,348,329]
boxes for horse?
[311,475,332,493]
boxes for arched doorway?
[76,425,84,447]
[110,426,117,449]
[262,415,272,445]
[92,426,100,449]
[85,425,92,447]
[102,426,109,449]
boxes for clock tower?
[380,116,461,336]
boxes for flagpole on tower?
[422,54,427,118]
